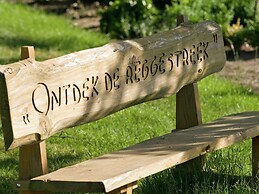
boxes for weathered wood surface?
[14,111,259,193]
[0,21,226,150]
[18,46,49,194]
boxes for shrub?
[100,0,259,49]
[100,0,157,39]
[231,0,255,27]
[100,0,236,39]
[232,21,259,48]
[162,0,235,34]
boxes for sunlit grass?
[0,1,109,63]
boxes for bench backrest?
[0,21,226,150]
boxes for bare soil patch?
[221,44,259,93]
[219,58,259,93]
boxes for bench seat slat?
[17,111,259,193]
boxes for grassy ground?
[0,1,259,194]
[0,0,109,64]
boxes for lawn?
[0,0,109,64]
[0,1,259,194]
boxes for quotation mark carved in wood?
[23,114,30,125]
[213,34,218,43]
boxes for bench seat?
[15,111,259,193]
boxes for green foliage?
[164,0,235,33]
[100,0,237,39]
[100,0,259,50]
[100,0,157,39]
[225,0,259,49]
[232,0,255,27]
[232,22,259,48]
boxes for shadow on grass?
[0,35,53,50]
[46,152,85,173]
[0,152,85,194]
[0,178,17,194]
[138,167,258,194]
[0,57,20,65]
[0,158,19,194]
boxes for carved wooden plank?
[0,21,226,150]
[14,111,259,193]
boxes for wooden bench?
[1,17,259,194]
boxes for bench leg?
[176,83,204,170]
[18,46,49,194]
[19,141,49,194]
[107,182,137,194]
[252,136,259,178]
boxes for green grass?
[137,76,259,194]
[0,1,259,194]
[0,0,109,64]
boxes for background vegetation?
[0,1,259,194]
[100,0,259,50]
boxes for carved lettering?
[51,87,61,111]
[203,42,209,60]
[150,56,158,76]
[175,51,182,68]
[30,39,214,118]
[182,48,188,66]
[134,65,141,83]
[23,114,30,125]
[213,33,217,43]
[113,68,120,89]
[105,73,113,91]
[73,84,81,103]
[190,45,196,65]
[142,59,149,80]
[91,76,99,97]
[105,69,120,92]
[126,66,133,84]
[31,77,99,116]
[158,53,166,73]
[32,83,50,115]
[82,78,90,101]
[168,53,174,71]
[197,42,203,62]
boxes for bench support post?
[252,136,259,178]
[176,83,202,129]
[175,15,204,171]
[175,15,202,130]
[176,83,203,170]
[18,46,49,194]
[107,182,137,194]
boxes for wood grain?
[14,111,259,193]
[176,16,202,130]
[0,21,226,150]
[18,141,48,194]
[18,46,49,194]
[175,15,204,172]
[176,83,202,129]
